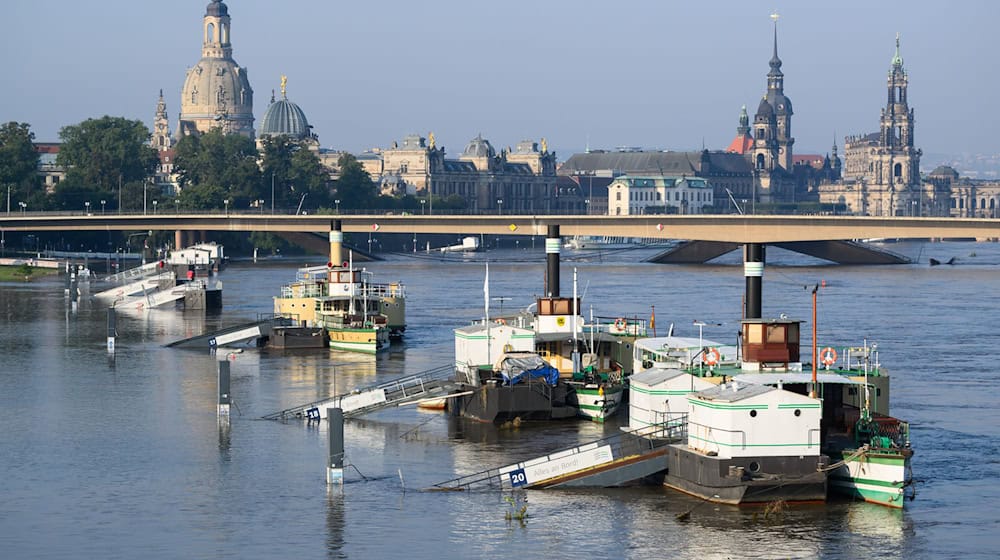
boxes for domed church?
[177,0,254,139]
[257,76,317,149]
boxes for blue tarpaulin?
[497,353,560,386]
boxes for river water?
[1,241,998,559]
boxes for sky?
[3,0,998,161]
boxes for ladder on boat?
[261,364,459,421]
[431,420,687,491]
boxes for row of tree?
[1,117,469,216]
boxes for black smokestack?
[546,225,560,297]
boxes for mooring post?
[327,407,345,485]
[106,307,117,354]
[218,359,231,417]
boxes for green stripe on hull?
[689,400,767,410]
[829,479,905,509]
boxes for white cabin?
[686,382,822,459]
[634,336,739,371]
[454,323,534,377]
[628,368,716,433]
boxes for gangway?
[262,364,461,420]
[431,420,687,491]
[94,271,174,300]
[102,259,166,283]
[166,315,294,348]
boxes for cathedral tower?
[152,90,171,150]
[177,0,254,139]
[875,34,920,195]
[751,15,794,173]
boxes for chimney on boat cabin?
[329,220,343,270]
[546,225,560,297]
[744,243,764,320]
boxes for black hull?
[269,327,328,349]
[663,444,828,505]
[450,381,577,423]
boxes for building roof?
[793,154,825,168]
[462,134,495,158]
[560,151,750,176]
[694,382,773,403]
[929,165,959,178]
[206,0,228,17]
[259,96,311,139]
[726,133,754,155]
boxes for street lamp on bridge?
[420,199,426,215]
[84,201,90,215]
[497,198,503,215]
[152,200,158,215]
[224,198,230,216]
[101,200,106,214]
[19,201,26,214]
[335,199,340,214]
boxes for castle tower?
[751,14,794,173]
[152,89,172,150]
[177,0,254,139]
[876,34,920,192]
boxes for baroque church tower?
[177,0,254,139]
[749,15,794,202]
[152,90,172,151]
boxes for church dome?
[462,134,495,158]
[206,0,228,17]
[259,96,311,139]
[756,97,774,117]
[179,58,254,126]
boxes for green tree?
[260,135,331,212]
[0,122,40,209]
[335,153,376,210]
[55,116,158,210]
[173,129,261,209]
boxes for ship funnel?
[744,243,764,319]
[545,225,560,297]
[329,220,343,268]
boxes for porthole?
[794,409,801,417]
[749,410,757,418]
[748,461,761,473]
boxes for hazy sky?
[3,0,997,160]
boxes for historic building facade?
[176,0,255,139]
[361,134,558,213]
[747,21,795,203]
[838,36,924,216]
[607,175,714,216]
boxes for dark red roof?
[34,142,61,154]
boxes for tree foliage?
[259,135,331,212]
[173,129,261,209]
[335,153,376,209]
[56,116,158,208]
[0,122,40,200]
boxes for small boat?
[416,397,447,410]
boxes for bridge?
[3,213,998,263]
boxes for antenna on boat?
[810,284,819,398]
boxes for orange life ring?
[495,318,506,325]
[821,347,838,366]
[703,347,721,366]
[614,318,626,330]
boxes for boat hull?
[570,384,624,422]
[662,444,828,505]
[327,327,389,354]
[828,449,914,508]
[450,381,577,423]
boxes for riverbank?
[0,264,59,281]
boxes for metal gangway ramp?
[166,315,294,348]
[431,420,687,491]
[102,259,167,284]
[262,364,461,421]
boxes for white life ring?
[821,347,838,366]
[613,317,626,330]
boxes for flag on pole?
[484,262,490,320]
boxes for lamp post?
[497,198,503,215]
[152,200,158,215]
[584,198,590,215]
[174,199,179,214]
[19,201,26,214]
[420,199,426,215]
[143,180,148,215]
[6,184,11,215]
[223,198,230,216]
[271,172,275,214]
[257,199,264,215]
[84,201,91,215]
[101,200,106,214]
[335,199,340,214]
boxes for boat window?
[749,410,757,418]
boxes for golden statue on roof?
[541,138,548,153]
[428,132,436,149]
[280,75,287,98]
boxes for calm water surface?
[1,241,998,559]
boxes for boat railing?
[364,282,406,298]
[278,283,326,299]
